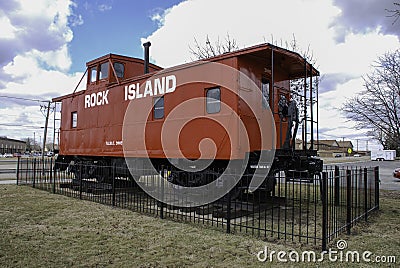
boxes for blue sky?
[68,0,183,72]
[0,0,399,150]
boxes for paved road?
[325,159,400,191]
[0,158,53,184]
[0,159,17,182]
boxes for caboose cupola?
[85,53,163,92]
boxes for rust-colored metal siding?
[55,43,318,160]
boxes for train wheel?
[250,176,276,201]
[68,162,85,182]
[220,186,244,202]
[95,160,112,183]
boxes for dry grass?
[0,185,399,267]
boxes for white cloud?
[36,45,72,71]
[321,77,365,108]
[0,16,19,39]
[98,4,112,12]
[69,13,84,27]
[1,0,75,82]
[14,0,73,42]
[3,53,39,79]
[149,7,171,27]
[319,30,399,75]
[2,47,83,101]
[143,0,342,67]
[3,45,72,80]
[150,12,162,22]
[0,0,74,69]
[0,0,82,140]
[150,12,164,26]
[142,0,400,146]
[11,74,83,103]
[331,0,399,42]
[0,61,86,140]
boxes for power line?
[0,95,49,103]
[1,114,45,119]
[0,123,48,128]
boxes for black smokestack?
[143,41,151,74]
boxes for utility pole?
[42,101,51,164]
[342,137,345,154]
[356,139,359,152]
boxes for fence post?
[16,156,20,185]
[226,185,232,234]
[363,168,368,221]
[374,166,379,210]
[159,167,165,219]
[33,158,36,188]
[79,164,83,200]
[346,169,352,235]
[52,158,56,194]
[112,165,116,207]
[49,157,53,192]
[25,158,28,184]
[334,166,340,206]
[321,171,328,251]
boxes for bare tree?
[189,34,239,60]
[265,34,318,67]
[342,49,400,152]
[21,137,33,152]
[387,2,400,24]
[269,34,320,123]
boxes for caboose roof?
[204,43,319,78]
[52,43,319,102]
[85,53,162,70]
[85,44,318,79]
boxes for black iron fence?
[16,157,379,250]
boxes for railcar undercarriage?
[54,147,323,202]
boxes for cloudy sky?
[0,0,399,150]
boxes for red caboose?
[53,43,322,192]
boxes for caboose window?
[262,78,270,109]
[71,111,77,128]
[99,62,109,80]
[90,67,97,83]
[206,87,220,114]
[113,62,124,78]
[154,96,164,119]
